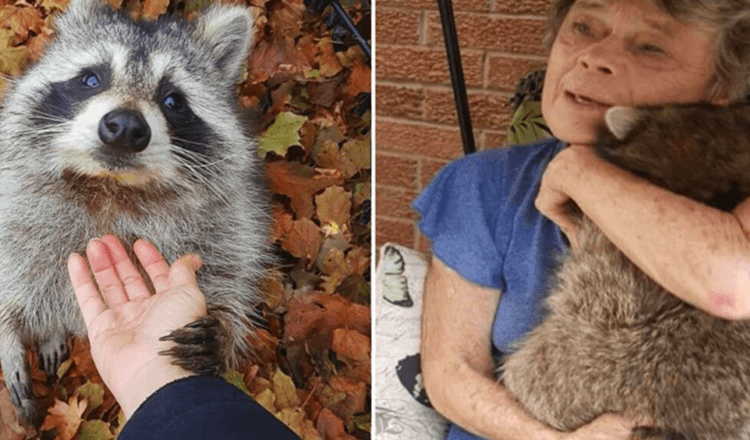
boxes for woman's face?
[542,0,724,145]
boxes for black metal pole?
[437,0,476,155]
[329,0,371,62]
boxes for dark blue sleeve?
[412,150,511,290]
[119,375,301,440]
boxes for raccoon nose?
[98,109,151,154]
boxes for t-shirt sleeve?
[413,151,510,290]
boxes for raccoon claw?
[159,316,226,376]
[7,371,41,426]
[38,340,68,377]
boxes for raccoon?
[500,103,750,440]
[0,0,271,425]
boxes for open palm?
[67,235,206,417]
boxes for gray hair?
[544,0,750,101]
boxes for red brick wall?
[375,0,552,253]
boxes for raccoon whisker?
[170,143,243,170]
[171,152,233,206]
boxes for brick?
[376,45,484,87]
[376,8,421,45]
[487,55,547,92]
[376,153,418,188]
[425,12,546,55]
[375,84,424,120]
[482,130,510,149]
[376,0,491,12]
[377,120,463,160]
[420,157,450,189]
[376,217,415,249]
[376,186,420,220]
[493,0,554,15]
[423,88,513,131]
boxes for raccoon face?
[2,0,254,188]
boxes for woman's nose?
[578,39,622,76]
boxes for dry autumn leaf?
[41,397,87,440]
[315,185,352,228]
[259,111,308,157]
[266,161,343,219]
[280,217,321,262]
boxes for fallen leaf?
[276,407,323,440]
[0,387,26,440]
[280,218,321,262]
[41,397,86,440]
[315,186,351,228]
[75,381,103,419]
[266,161,343,219]
[140,0,169,20]
[0,5,42,41]
[258,111,307,158]
[343,57,370,98]
[271,369,300,410]
[284,292,370,343]
[76,419,114,440]
[224,369,252,396]
[39,0,69,11]
[317,407,356,440]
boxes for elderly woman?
[414,0,750,439]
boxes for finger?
[133,239,171,294]
[100,235,151,301]
[86,238,129,308]
[169,254,202,289]
[67,253,106,331]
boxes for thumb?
[169,254,202,288]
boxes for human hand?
[535,145,600,248]
[67,235,205,418]
[564,413,648,440]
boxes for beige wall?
[375,0,552,252]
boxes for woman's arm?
[536,145,750,320]
[422,257,641,440]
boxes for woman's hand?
[68,235,206,418]
[535,145,600,248]
[565,413,647,440]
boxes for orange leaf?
[41,397,86,440]
[266,161,343,219]
[0,387,27,440]
[284,292,370,342]
[316,407,356,440]
[39,0,69,11]
[140,0,169,20]
[331,329,369,365]
[0,6,42,41]
[25,32,52,62]
[343,57,370,98]
[280,218,321,262]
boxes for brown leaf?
[0,29,27,76]
[315,186,351,227]
[271,203,293,243]
[343,57,370,98]
[41,397,86,440]
[266,161,343,219]
[319,376,366,425]
[39,0,69,11]
[76,420,115,440]
[318,247,348,294]
[0,387,27,440]
[346,247,369,276]
[279,218,321,262]
[331,329,370,384]
[315,37,342,78]
[284,292,370,342]
[276,408,323,440]
[268,0,304,40]
[0,6,42,41]
[271,369,300,410]
[140,0,169,20]
[25,31,53,62]
[316,407,356,440]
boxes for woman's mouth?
[566,91,611,109]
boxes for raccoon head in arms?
[596,102,750,211]
[0,0,271,425]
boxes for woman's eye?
[81,73,100,88]
[639,44,665,55]
[572,22,592,36]
[163,93,184,110]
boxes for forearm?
[568,152,750,319]
[421,257,563,440]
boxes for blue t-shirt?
[412,138,567,440]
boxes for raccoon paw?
[38,336,68,378]
[158,316,227,376]
[6,368,41,426]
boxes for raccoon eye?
[163,93,185,111]
[81,73,100,88]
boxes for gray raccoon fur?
[0,0,271,425]
[500,103,750,440]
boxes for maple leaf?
[317,407,357,440]
[41,397,87,440]
[284,292,370,342]
[319,376,367,425]
[276,408,323,440]
[0,29,26,76]
[258,111,307,158]
[25,32,52,61]
[75,381,103,419]
[0,5,42,41]
[266,161,343,219]
[271,369,300,410]
[315,37,343,78]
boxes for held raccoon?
[0,0,271,425]
[501,103,750,440]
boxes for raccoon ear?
[604,106,642,141]
[193,6,254,82]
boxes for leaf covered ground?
[0,0,371,438]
